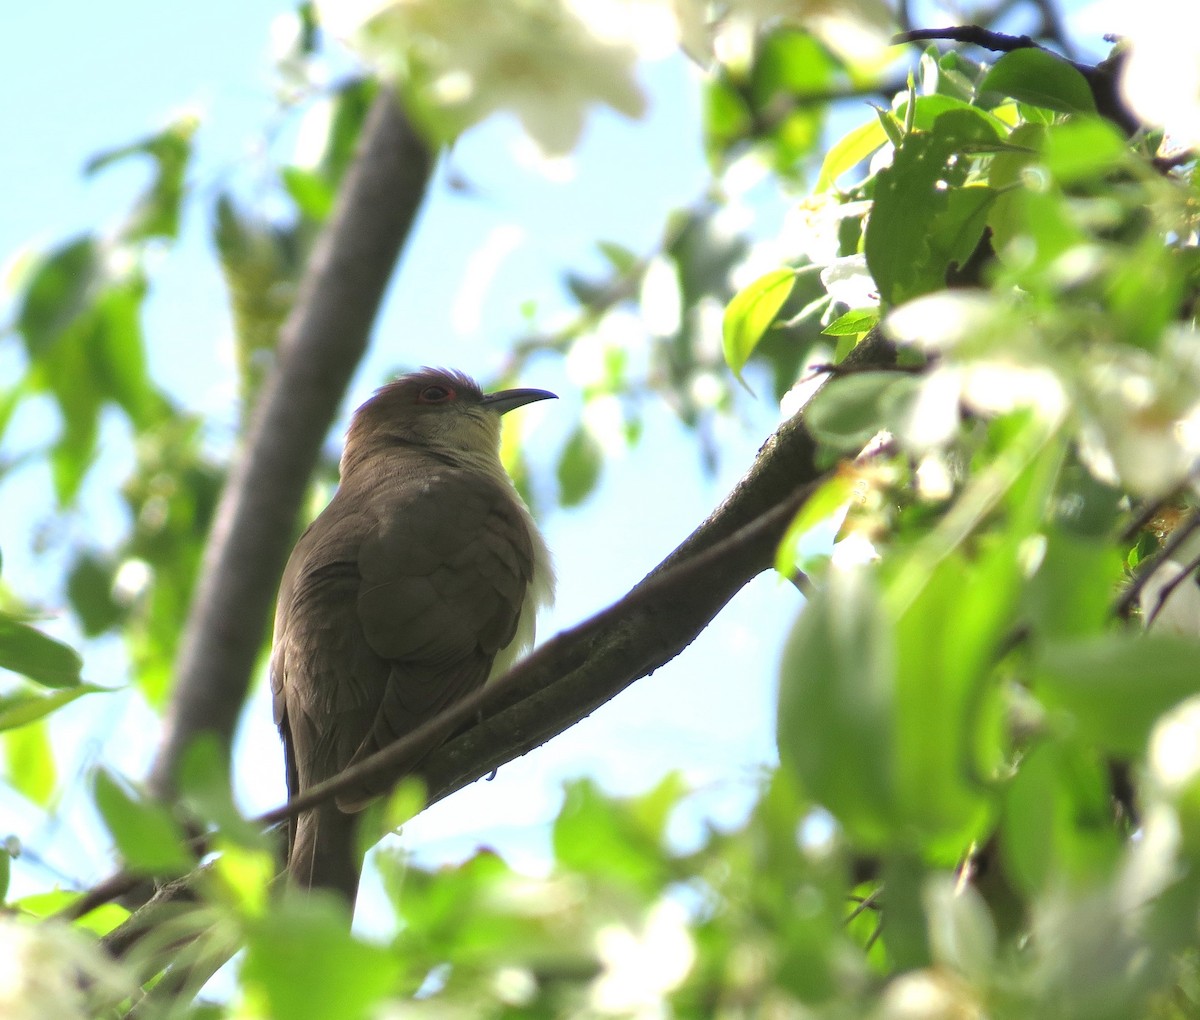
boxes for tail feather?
[288,804,363,904]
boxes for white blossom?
[1119,1,1200,153]
[590,900,695,1016]
[0,919,131,1020]
[317,0,648,155]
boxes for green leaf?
[85,115,198,241]
[1034,636,1200,756]
[0,613,83,688]
[15,237,101,356]
[866,110,1000,304]
[804,371,916,453]
[93,769,194,875]
[1002,740,1121,895]
[67,554,126,636]
[243,897,400,1020]
[979,49,1097,116]
[822,309,879,336]
[556,426,603,508]
[722,269,795,383]
[778,567,897,849]
[5,721,56,805]
[704,78,752,162]
[1041,116,1128,184]
[816,118,888,191]
[0,684,108,731]
[553,777,673,895]
[596,240,639,276]
[775,470,856,577]
[282,166,335,221]
[1023,531,1123,640]
[177,735,267,850]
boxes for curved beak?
[481,387,558,415]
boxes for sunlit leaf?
[0,683,108,731]
[243,896,400,1020]
[823,309,880,336]
[722,269,795,384]
[778,566,897,849]
[85,115,198,241]
[979,49,1097,116]
[556,426,603,508]
[93,769,194,875]
[1034,635,1200,755]
[0,614,83,688]
[4,721,56,805]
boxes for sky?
[0,0,1122,924]
[0,0,806,914]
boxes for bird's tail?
[288,803,363,904]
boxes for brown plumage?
[270,369,555,903]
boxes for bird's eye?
[418,384,454,403]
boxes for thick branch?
[148,92,435,795]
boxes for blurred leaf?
[0,683,108,731]
[722,269,794,383]
[979,49,1097,116]
[556,426,603,507]
[85,115,198,241]
[67,554,126,636]
[177,734,266,850]
[1034,635,1200,756]
[553,777,674,896]
[15,237,101,356]
[703,78,752,164]
[775,469,855,577]
[1023,530,1123,640]
[0,613,83,688]
[1041,117,1127,185]
[597,240,639,276]
[242,896,400,1020]
[778,567,897,849]
[93,768,194,875]
[1002,740,1121,895]
[282,166,334,221]
[4,721,56,805]
[804,371,915,452]
[0,844,9,901]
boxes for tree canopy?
[3,1,1200,1017]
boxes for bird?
[270,368,555,904]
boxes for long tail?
[288,803,363,904]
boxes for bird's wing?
[343,470,535,795]
[270,506,391,817]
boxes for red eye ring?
[417,384,454,403]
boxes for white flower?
[820,254,878,308]
[317,0,648,155]
[591,900,695,1016]
[1119,1,1200,153]
[719,0,894,68]
[0,919,131,1020]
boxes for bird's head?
[341,368,556,475]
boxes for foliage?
[3,0,1200,1017]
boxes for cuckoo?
[270,368,555,902]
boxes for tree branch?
[91,330,898,954]
[148,92,435,796]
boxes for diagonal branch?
[148,92,435,796]
[95,330,898,961]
